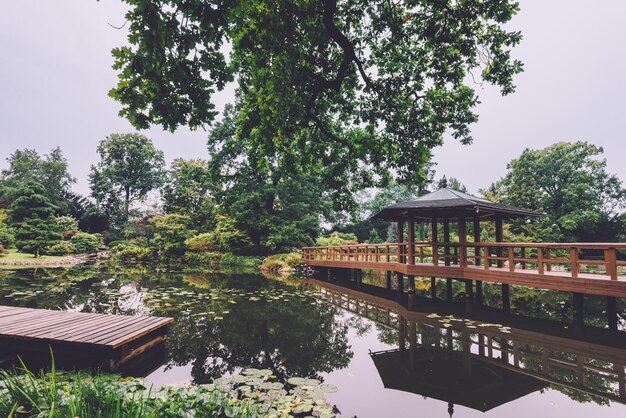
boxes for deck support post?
[573,293,584,325]
[408,275,416,308]
[396,272,404,297]
[386,271,392,290]
[409,319,417,368]
[399,316,406,352]
[475,281,483,305]
[608,296,618,331]
[446,279,453,302]
[502,284,510,313]
[431,277,437,300]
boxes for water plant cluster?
[0,365,345,417]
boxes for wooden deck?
[303,241,626,297]
[0,306,173,370]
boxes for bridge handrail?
[302,241,626,280]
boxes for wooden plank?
[0,306,173,351]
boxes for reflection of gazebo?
[370,348,546,415]
[370,179,540,305]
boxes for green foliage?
[0,368,270,417]
[0,147,76,214]
[70,232,103,253]
[109,242,153,263]
[261,252,303,272]
[162,159,217,231]
[487,141,626,242]
[45,241,76,256]
[89,133,166,228]
[55,215,79,233]
[206,107,328,254]
[111,0,523,201]
[10,182,62,257]
[0,209,14,248]
[150,214,194,259]
[316,231,358,246]
[186,215,251,254]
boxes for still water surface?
[0,265,625,417]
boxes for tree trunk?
[124,186,131,223]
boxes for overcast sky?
[1,1,625,197]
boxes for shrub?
[149,214,194,259]
[107,240,129,249]
[185,232,216,252]
[261,258,284,272]
[0,209,14,248]
[70,232,103,253]
[284,252,303,267]
[45,241,76,256]
[316,231,358,246]
[55,215,79,233]
[0,245,5,255]
[110,242,152,263]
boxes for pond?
[0,265,625,418]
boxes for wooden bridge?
[306,278,626,407]
[303,184,626,326]
[303,241,626,297]
[0,305,173,371]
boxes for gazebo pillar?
[430,217,438,300]
[396,219,404,295]
[473,213,483,304]
[407,216,416,304]
[496,214,510,312]
[443,217,452,301]
[459,217,472,307]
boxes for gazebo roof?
[370,348,546,413]
[371,186,541,221]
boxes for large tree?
[162,159,216,231]
[10,182,62,257]
[0,147,76,213]
[487,141,626,242]
[110,0,523,202]
[89,133,166,228]
[207,106,330,254]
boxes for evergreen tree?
[10,182,61,257]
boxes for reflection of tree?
[166,296,353,384]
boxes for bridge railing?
[302,242,626,279]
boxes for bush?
[70,232,103,253]
[45,241,76,256]
[316,231,358,246]
[55,215,79,233]
[261,258,284,272]
[107,240,129,249]
[284,252,303,267]
[0,209,14,248]
[185,232,216,252]
[260,253,301,272]
[110,242,152,263]
[0,245,5,255]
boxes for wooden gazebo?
[369,180,540,306]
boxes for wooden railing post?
[570,247,579,278]
[520,247,526,269]
[508,246,515,272]
[545,248,552,272]
[484,246,490,270]
[537,247,544,274]
[605,248,617,280]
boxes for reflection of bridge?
[306,278,626,408]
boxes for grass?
[0,355,263,418]
[0,248,75,265]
